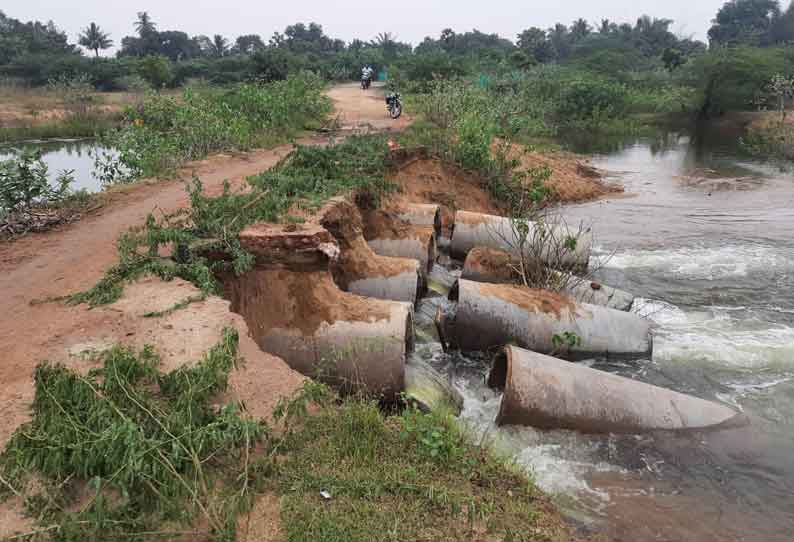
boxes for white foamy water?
[603,244,791,280]
[633,298,794,370]
[454,377,617,509]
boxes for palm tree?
[134,12,156,37]
[211,34,228,58]
[79,22,113,57]
[570,18,591,42]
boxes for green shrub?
[0,150,74,215]
[556,77,629,123]
[100,72,331,180]
[0,329,267,540]
[137,55,172,89]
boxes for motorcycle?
[361,75,372,90]
[385,92,402,119]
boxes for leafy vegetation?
[0,150,92,237]
[0,329,268,540]
[71,135,396,306]
[0,343,568,541]
[98,72,331,180]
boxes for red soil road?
[0,84,398,449]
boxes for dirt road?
[0,83,402,449]
[327,82,410,132]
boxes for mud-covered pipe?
[396,203,442,236]
[317,198,423,304]
[461,247,635,311]
[450,210,592,270]
[446,279,652,359]
[489,345,744,433]
[367,226,436,275]
[226,269,413,399]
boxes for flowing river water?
[414,126,794,541]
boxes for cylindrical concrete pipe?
[361,208,437,275]
[450,210,592,270]
[444,279,652,359]
[318,197,422,304]
[367,226,436,275]
[226,269,413,399]
[461,247,635,311]
[489,345,744,433]
[395,203,442,236]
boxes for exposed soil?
[0,89,141,128]
[326,82,411,132]
[0,84,378,453]
[463,247,520,283]
[385,158,501,232]
[224,269,392,336]
[237,493,283,542]
[504,143,624,203]
[477,282,577,318]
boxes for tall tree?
[517,27,555,62]
[211,34,228,58]
[134,12,156,38]
[78,22,112,57]
[708,0,781,46]
[233,34,265,55]
[570,18,592,42]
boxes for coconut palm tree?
[134,12,156,38]
[211,34,228,58]
[78,22,113,57]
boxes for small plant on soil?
[0,328,268,541]
[0,150,88,237]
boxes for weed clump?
[0,328,267,540]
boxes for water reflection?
[0,139,113,193]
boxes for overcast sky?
[6,0,737,54]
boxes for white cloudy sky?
[4,0,745,53]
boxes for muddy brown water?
[415,125,794,541]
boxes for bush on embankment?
[72,135,396,307]
[0,338,569,541]
[98,72,331,181]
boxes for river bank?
[0,84,609,541]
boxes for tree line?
[1,1,793,116]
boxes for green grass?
[0,115,121,143]
[269,395,569,542]
[0,340,570,541]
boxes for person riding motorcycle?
[361,66,374,88]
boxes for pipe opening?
[448,280,460,302]
[427,235,437,274]
[488,349,509,391]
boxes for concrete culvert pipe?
[461,247,635,311]
[489,346,744,434]
[362,209,437,275]
[450,211,593,270]
[225,269,414,399]
[367,228,436,275]
[395,203,442,236]
[445,279,652,359]
[318,198,423,304]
